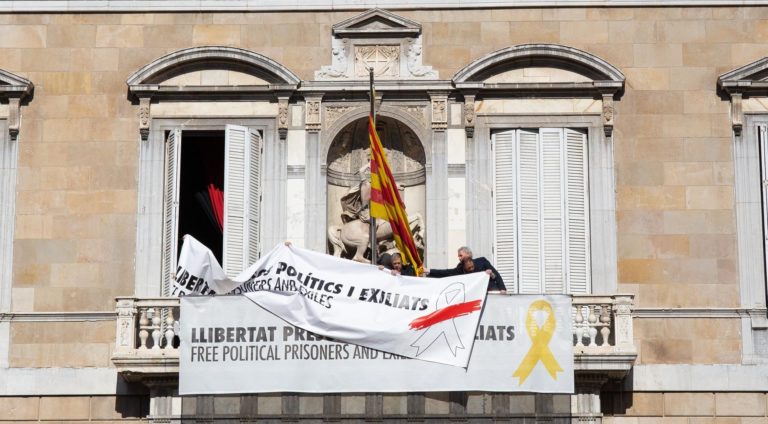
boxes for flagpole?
[368,67,378,265]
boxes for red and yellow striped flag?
[368,115,424,276]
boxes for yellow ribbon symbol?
[513,300,563,384]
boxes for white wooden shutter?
[246,129,263,265]
[492,130,518,292]
[223,125,262,277]
[540,128,565,293]
[517,129,542,294]
[759,125,768,290]
[564,128,590,294]
[161,129,182,296]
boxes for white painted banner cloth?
[173,236,489,368]
[179,295,574,394]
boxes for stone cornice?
[2,1,766,11]
[0,311,115,322]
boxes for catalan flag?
[368,114,424,276]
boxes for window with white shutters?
[161,126,263,292]
[759,124,768,287]
[492,128,590,294]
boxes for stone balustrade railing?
[112,294,635,378]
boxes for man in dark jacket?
[426,246,507,293]
[380,252,416,276]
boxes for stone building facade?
[0,1,767,422]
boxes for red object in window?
[208,183,224,231]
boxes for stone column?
[427,92,449,265]
[304,95,326,252]
[463,93,492,255]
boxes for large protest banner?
[172,236,489,368]
[180,294,574,394]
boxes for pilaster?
[427,92,449,266]
[304,95,326,253]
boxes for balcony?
[112,294,637,383]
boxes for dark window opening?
[178,130,225,264]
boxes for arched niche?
[325,115,427,263]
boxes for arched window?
[127,47,299,295]
[453,44,624,294]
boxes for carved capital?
[429,93,448,131]
[8,97,20,141]
[278,97,289,140]
[731,92,743,136]
[305,98,322,133]
[138,97,151,142]
[601,93,614,138]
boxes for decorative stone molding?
[355,45,400,78]
[7,98,20,141]
[314,9,438,81]
[429,93,448,131]
[316,39,350,79]
[463,94,476,139]
[730,93,743,136]
[453,44,625,85]
[718,57,768,136]
[126,46,298,140]
[0,69,34,142]
[324,105,355,130]
[127,46,301,87]
[278,96,290,140]
[305,98,322,132]
[400,104,428,128]
[404,38,437,79]
[138,97,151,141]
[601,93,614,138]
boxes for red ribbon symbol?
[408,283,482,357]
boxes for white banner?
[173,236,489,368]
[179,295,574,394]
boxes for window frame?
[491,127,591,294]
[734,114,768,364]
[135,118,275,297]
[470,114,615,295]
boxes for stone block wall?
[0,5,763,367]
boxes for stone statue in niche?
[327,163,424,263]
[405,39,437,78]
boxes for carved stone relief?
[138,97,151,141]
[355,45,400,78]
[315,39,350,79]
[324,105,355,130]
[305,99,321,132]
[404,38,436,78]
[431,97,448,130]
[401,105,427,128]
[601,93,614,137]
[278,97,289,140]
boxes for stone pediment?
[719,57,768,93]
[0,69,33,96]
[718,57,768,135]
[332,8,421,38]
[316,9,437,81]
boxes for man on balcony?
[425,246,507,293]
